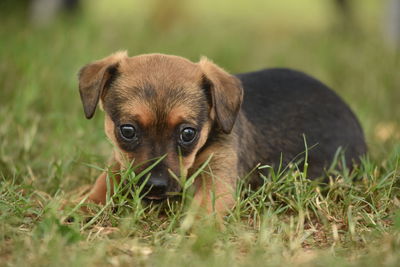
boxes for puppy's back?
[236,68,366,178]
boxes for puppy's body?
[231,68,366,185]
[77,52,366,216]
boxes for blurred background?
[0,0,399,192]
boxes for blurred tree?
[0,0,31,16]
[333,0,357,32]
[335,0,352,19]
[385,0,400,49]
[0,0,80,25]
[31,0,80,26]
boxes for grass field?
[1,0,400,266]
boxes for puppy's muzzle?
[143,175,169,200]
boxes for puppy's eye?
[120,124,136,140]
[180,127,197,144]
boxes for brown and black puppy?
[78,51,366,216]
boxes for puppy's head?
[78,52,243,200]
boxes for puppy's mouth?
[145,196,167,200]
[144,195,167,201]
[142,195,169,204]
[142,192,180,203]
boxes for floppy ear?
[198,57,243,134]
[78,51,127,119]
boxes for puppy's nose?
[143,176,168,198]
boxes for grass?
[1,0,400,266]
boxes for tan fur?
[198,57,243,134]
[79,51,128,119]
[167,105,198,127]
[104,114,126,166]
[190,133,238,216]
[110,54,204,102]
[181,121,212,171]
[120,101,154,128]
[87,161,120,204]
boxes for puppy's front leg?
[192,148,238,218]
[87,161,120,205]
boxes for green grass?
[1,0,400,266]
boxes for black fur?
[233,68,367,182]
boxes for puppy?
[78,51,367,215]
